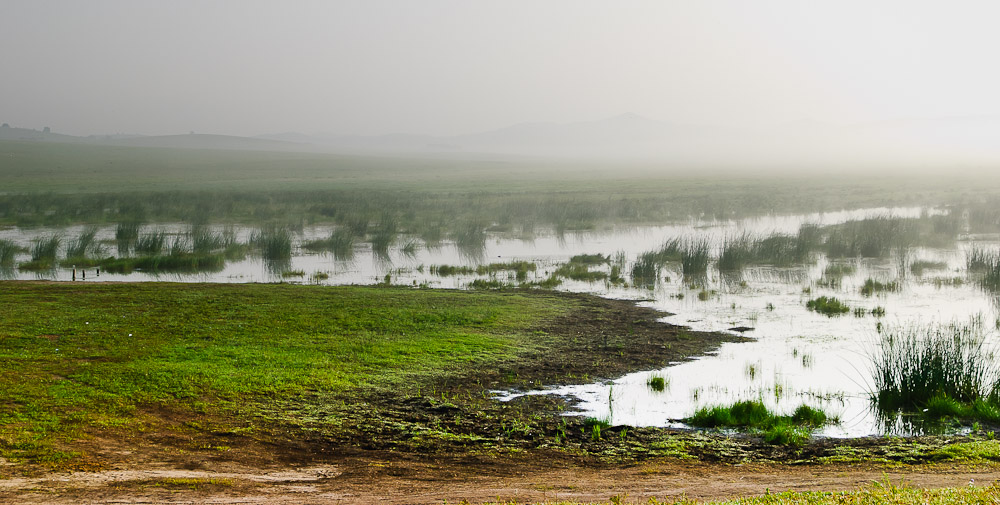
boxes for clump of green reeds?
[966,246,996,272]
[190,226,227,254]
[568,253,609,265]
[430,264,475,276]
[303,228,355,260]
[869,319,999,418]
[134,230,167,255]
[250,225,292,260]
[680,238,711,275]
[966,247,1000,291]
[31,235,61,262]
[647,374,667,392]
[718,232,811,271]
[806,296,850,316]
[115,222,141,256]
[65,226,101,259]
[685,400,834,445]
[369,214,398,258]
[717,233,757,271]
[630,252,662,289]
[453,222,486,261]
[0,239,17,265]
[101,253,226,274]
[860,278,900,297]
[19,235,61,270]
[554,262,608,282]
[824,216,916,258]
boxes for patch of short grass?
[0,282,573,465]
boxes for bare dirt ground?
[3,453,999,504]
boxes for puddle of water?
[1,205,991,436]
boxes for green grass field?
[0,282,573,464]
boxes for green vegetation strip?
[486,481,1000,504]
[0,282,572,464]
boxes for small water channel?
[1,205,995,437]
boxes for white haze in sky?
[3,0,1000,150]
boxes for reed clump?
[250,225,292,260]
[860,278,900,297]
[0,239,17,265]
[824,216,917,258]
[869,319,1000,421]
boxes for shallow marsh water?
[1,205,995,437]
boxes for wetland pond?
[2,204,998,437]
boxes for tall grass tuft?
[0,239,18,265]
[717,233,757,271]
[65,226,101,259]
[869,319,999,413]
[680,238,711,275]
[134,230,167,255]
[31,235,60,262]
[115,222,141,256]
[825,216,916,258]
[191,226,226,254]
[967,247,1000,291]
[251,225,292,260]
[370,214,398,258]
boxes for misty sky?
[4,1,1000,137]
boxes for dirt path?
[4,457,999,504]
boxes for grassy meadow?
[0,282,574,465]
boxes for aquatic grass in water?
[115,222,141,256]
[806,296,850,316]
[0,239,17,265]
[65,226,101,259]
[102,253,226,274]
[869,319,999,415]
[860,278,900,297]
[250,225,292,260]
[190,226,227,254]
[686,400,834,445]
[134,230,167,255]
[824,216,917,258]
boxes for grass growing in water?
[860,278,900,296]
[646,374,667,392]
[0,238,19,265]
[869,319,1000,421]
[806,296,850,316]
[251,225,292,260]
[685,400,834,445]
[115,222,141,256]
[824,216,917,258]
[19,235,61,270]
[134,230,167,255]
[65,226,101,259]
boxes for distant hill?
[108,133,303,152]
[0,125,85,143]
[7,113,1000,166]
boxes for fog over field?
[4,1,1000,170]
